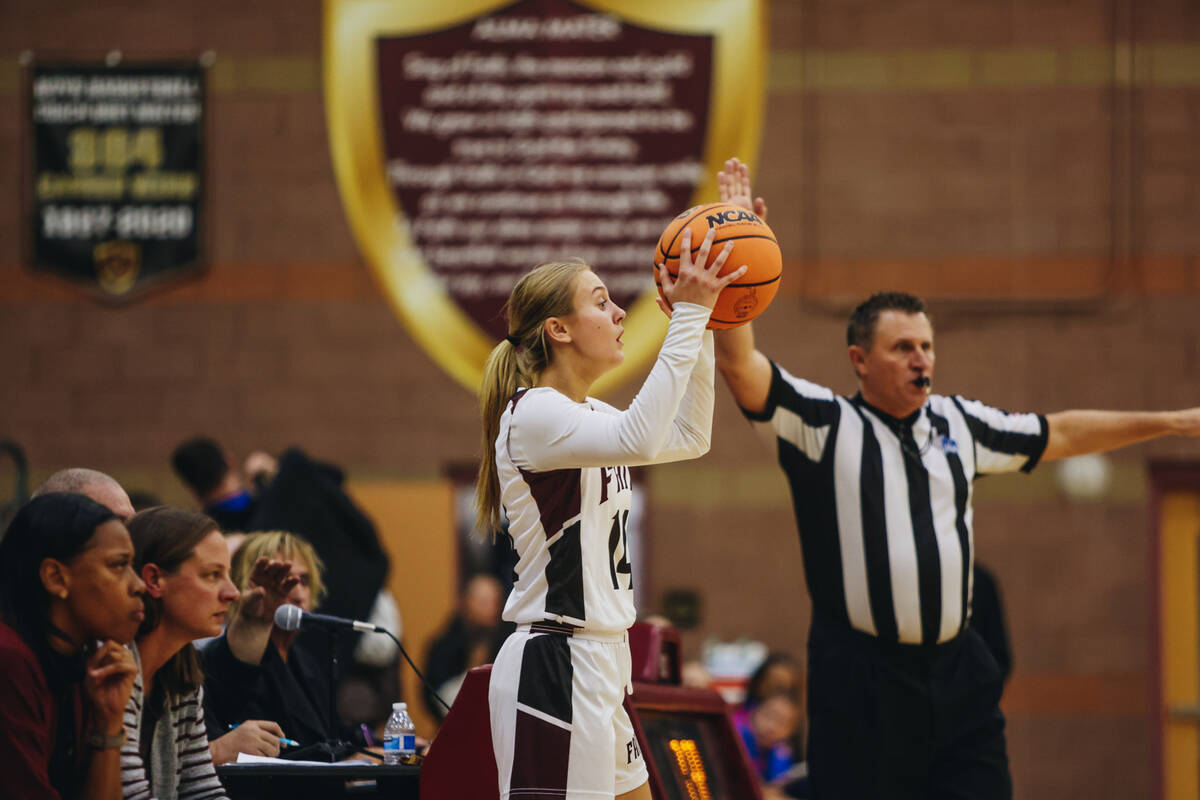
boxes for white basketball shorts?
[489,623,649,799]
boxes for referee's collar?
[852,392,926,429]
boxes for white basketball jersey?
[497,390,636,633]
[492,301,714,635]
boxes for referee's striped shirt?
[747,362,1048,645]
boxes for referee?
[713,159,1200,800]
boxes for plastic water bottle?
[383,702,415,765]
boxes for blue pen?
[228,722,299,748]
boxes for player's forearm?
[1042,408,1197,462]
[660,331,715,460]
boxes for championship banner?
[325,0,766,393]
[29,62,205,299]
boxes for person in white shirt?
[475,236,745,800]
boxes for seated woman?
[122,507,240,799]
[0,492,143,800]
[199,531,367,749]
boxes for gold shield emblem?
[93,239,141,296]
[324,0,766,393]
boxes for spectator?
[122,507,238,799]
[0,493,142,800]
[735,690,803,790]
[743,651,804,709]
[33,468,135,522]
[199,531,369,750]
[741,653,809,799]
[169,439,254,533]
[170,441,393,693]
[423,573,510,721]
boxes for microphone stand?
[275,611,450,763]
[276,626,358,764]
[328,626,340,752]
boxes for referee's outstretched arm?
[1041,408,1200,462]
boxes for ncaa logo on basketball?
[705,209,762,227]
[324,0,768,393]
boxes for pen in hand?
[228,722,300,748]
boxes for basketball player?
[475,232,745,800]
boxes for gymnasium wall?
[3,2,1199,797]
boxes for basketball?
[653,202,782,329]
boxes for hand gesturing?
[239,556,299,625]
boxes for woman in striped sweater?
[122,507,239,800]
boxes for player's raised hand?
[658,227,747,311]
[718,157,768,220]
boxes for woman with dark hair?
[0,492,145,799]
[122,507,238,800]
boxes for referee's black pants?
[806,615,1011,800]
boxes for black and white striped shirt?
[748,362,1047,645]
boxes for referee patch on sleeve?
[517,633,574,724]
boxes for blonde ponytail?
[473,260,589,538]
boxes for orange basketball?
[653,202,782,329]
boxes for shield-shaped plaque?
[324,0,766,393]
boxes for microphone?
[274,604,384,634]
[274,604,452,714]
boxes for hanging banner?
[28,61,205,300]
[325,0,766,393]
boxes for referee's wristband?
[87,730,126,750]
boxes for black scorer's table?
[216,761,419,799]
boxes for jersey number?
[608,510,632,590]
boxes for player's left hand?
[658,227,747,311]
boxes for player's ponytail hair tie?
[505,334,521,347]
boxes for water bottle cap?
[392,702,407,710]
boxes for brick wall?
[3,1,1199,797]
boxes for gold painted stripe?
[769,43,1200,91]
[2,255,1196,305]
[2,43,1198,96]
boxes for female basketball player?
[476,228,744,800]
